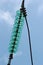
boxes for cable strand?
[25,17,33,65]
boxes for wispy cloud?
[24,0,30,7]
[0,54,8,64]
[0,10,14,26]
[0,51,22,64]
[38,4,43,14]
[13,51,23,57]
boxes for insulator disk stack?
[9,10,24,54]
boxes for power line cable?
[25,16,33,65]
[21,0,34,65]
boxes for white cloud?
[0,51,22,64]
[0,0,7,3]
[0,10,14,26]
[25,0,30,7]
[13,51,23,57]
[0,54,8,64]
[38,4,43,15]
[0,0,31,19]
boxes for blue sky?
[0,0,43,65]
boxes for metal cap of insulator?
[20,7,27,17]
[20,0,27,17]
[9,54,13,59]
